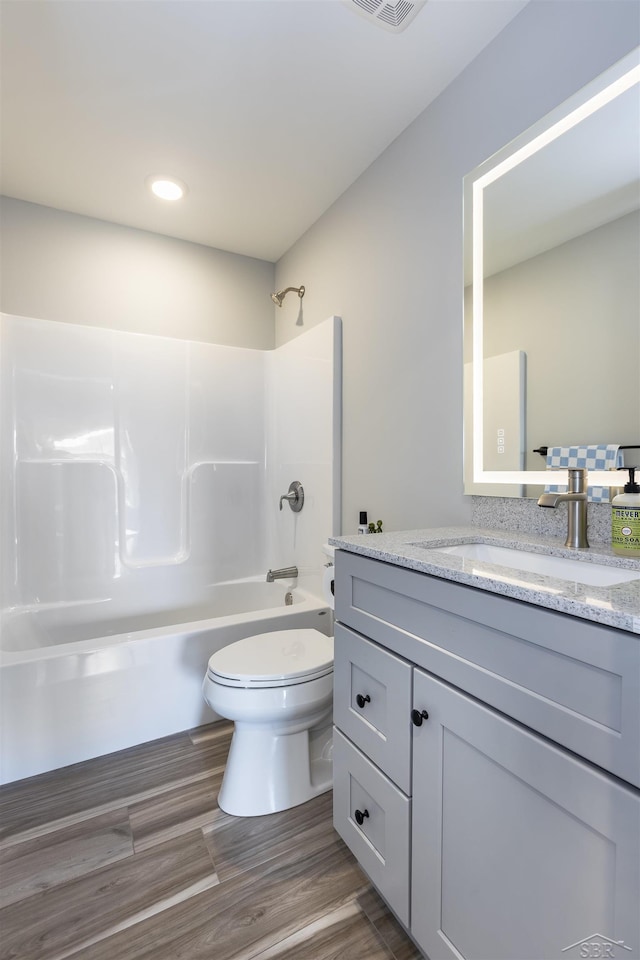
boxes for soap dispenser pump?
[611,467,640,557]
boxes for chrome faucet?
[537,467,589,549]
[266,566,298,582]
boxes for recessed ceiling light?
[147,176,187,201]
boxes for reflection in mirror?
[464,49,640,497]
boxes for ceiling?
[0,0,528,263]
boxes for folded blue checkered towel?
[544,444,623,502]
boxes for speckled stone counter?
[470,496,614,544]
[329,527,640,635]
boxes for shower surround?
[0,313,341,783]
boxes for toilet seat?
[207,628,334,688]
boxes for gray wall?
[0,197,275,349]
[479,212,640,470]
[275,0,639,534]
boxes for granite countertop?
[328,526,640,635]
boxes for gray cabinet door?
[411,669,640,960]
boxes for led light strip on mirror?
[467,49,640,488]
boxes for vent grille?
[378,1,414,27]
[353,0,380,14]
[344,0,427,33]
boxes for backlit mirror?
[464,48,640,496]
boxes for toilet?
[203,628,334,817]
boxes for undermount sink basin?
[428,543,640,587]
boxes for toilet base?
[218,720,333,817]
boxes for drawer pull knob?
[354,808,369,826]
[411,708,429,726]
[356,694,371,709]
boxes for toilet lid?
[207,629,334,687]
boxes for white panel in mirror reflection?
[1,313,341,614]
[464,352,525,497]
[467,213,639,478]
[464,48,640,493]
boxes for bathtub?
[0,580,331,785]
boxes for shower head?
[271,285,305,307]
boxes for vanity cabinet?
[332,550,640,960]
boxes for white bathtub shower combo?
[0,312,342,786]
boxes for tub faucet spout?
[537,467,589,549]
[266,566,298,582]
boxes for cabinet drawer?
[334,623,412,792]
[335,550,640,787]
[332,727,411,927]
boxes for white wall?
[0,197,275,349]
[479,212,640,469]
[274,0,640,535]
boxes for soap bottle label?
[611,507,640,552]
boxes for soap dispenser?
[611,467,640,557]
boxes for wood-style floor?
[0,722,422,960]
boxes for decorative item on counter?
[358,511,369,534]
[367,520,384,534]
[611,467,640,557]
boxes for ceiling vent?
[344,0,428,33]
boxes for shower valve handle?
[279,481,304,513]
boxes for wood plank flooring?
[0,722,422,960]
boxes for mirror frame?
[464,47,640,491]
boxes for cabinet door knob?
[411,708,429,726]
[354,808,369,826]
[356,693,371,709]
